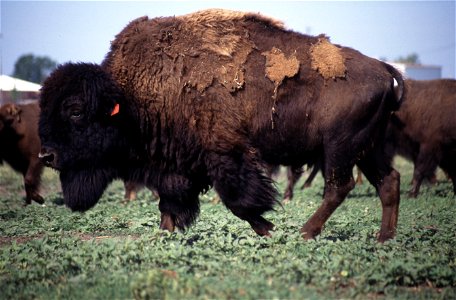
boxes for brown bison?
[385,79,456,197]
[0,102,44,205]
[39,9,404,241]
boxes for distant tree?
[12,54,58,84]
[394,53,420,65]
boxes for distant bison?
[385,79,456,197]
[0,102,44,205]
[267,164,320,202]
[123,181,158,202]
[39,9,404,241]
[123,181,144,202]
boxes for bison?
[0,102,45,205]
[385,79,456,197]
[280,164,365,201]
[123,181,158,202]
[39,9,404,241]
[267,164,320,202]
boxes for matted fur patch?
[262,47,300,87]
[262,47,300,129]
[179,9,282,92]
[180,9,283,57]
[310,36,346,80]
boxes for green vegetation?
[0,159,455,299]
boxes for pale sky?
[1,0,455,78]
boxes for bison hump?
[106,9,288,95]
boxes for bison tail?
[384,62,406,111]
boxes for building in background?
[0,75,41,104]
[387,62,442,80]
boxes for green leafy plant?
[0,161,455,299]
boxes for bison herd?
[1,9,455,243]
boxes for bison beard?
[60,169,114,212]
[39,9,405,241]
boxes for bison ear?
[110,103,120,116]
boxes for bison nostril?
[38,148,57,167]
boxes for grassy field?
[0,159,455,299]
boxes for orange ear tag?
[111,103,120,116]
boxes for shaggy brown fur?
[386,79,456,197]
[0,102,44,205]
[39,9,405,241]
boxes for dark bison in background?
[267,163,321,202]
[39,9,404,241]
[278,164,364,201]
[0,102,45,205]
[385,79,456,197]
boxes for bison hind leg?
[357,157,400,242]
[301,170,355,240]
[409,144,440,198]
[207,152,278,236]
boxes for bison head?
[39,63,131,211]
[0,103,22,132]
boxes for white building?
[387,62,442,80]
[0,75,41,104]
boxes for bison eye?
[70,111,83,120]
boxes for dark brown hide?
[0,102,44,205]
[386,79,456,197]
[40,9,404,241]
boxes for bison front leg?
[23,160,44,205]
[158,209,176,232]
[206,152,277,236]
[439,154,456,195]
[156,174,201,232]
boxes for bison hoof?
[159,213,176,232]
[377,231,395,243]
[300,224,321,240]
[251,219,275,237]
[301,183,312,190]
[407,190,418,198]
[33,196,45,205]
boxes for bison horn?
[39,147,57,167]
